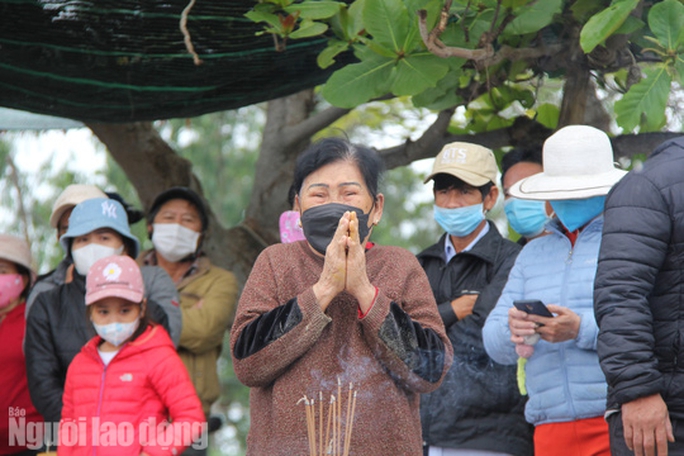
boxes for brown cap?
[424,142,498,186]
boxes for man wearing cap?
[418,142,533,456]
[483,125,626,456]
[594,137,684,455]
[139,187,237,453]
[26,184,107,315]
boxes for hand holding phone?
[513,299,554,318]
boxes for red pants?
[535,416,610,456]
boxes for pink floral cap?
[279,210,306,244]
[85,255,144,305]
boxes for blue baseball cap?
[60,197,140,257]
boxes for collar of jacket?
[544,215,604,241]
[418,220,502,265]
[139,248,210,285]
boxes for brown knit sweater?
[230,241,452,456]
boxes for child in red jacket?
[58,255,205,456]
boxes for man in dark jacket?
[594,137,684,455]
[418,142,533,456]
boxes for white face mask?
[92,319,140,347]
[72,243,125,276]
[151,223,200,262]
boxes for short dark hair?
[292,138,385,203]
[500,147,543,187]
[16,264,31,300]
[147,187,208,233]
[432,173,493,199]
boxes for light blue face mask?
[504,198,551,238]
[433,203,484,237]
[550,196,606,232]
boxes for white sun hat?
[509,125,627,201]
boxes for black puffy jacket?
[594,137,684,417]
[417,222,533,455]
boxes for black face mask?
[300,203,371,255]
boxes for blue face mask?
[550,196,606,232]
[433,203,484,237]
[504,198,550,238]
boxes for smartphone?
[513,299,554,318]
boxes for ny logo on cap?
[101,201,118,218]
[441,147,468,164]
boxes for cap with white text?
[424,142,498,187]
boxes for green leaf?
[503,0,562,36]
[648,0,684,52]
[391,53,450,96]
[613,15,644,36]
[579,0,640,53]
[675,55,684,86]
[289,20,328,39]
[570,0,606,22]
[346,0,367,38]
[245,10,283,29]
[317,40,350,68]
[283,1,343,20]
[615,65,671,133]
[534,103,559,129]
[321,55,395,107]
[486,115,514,131]
[363,0,410,52]
[501,0,532,8]
[412,73,463,110]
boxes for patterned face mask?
[92,319,140,347]
[0,274,24,309]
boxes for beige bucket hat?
[49,184,107,228]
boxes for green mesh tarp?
[0,0,344,122]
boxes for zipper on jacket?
[559,235,578,419]
[93,364,107,456]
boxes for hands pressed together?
[312,211,376,314]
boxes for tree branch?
[282,105,352,146]
[379,108,455,169]
[380,115,553,169]
[612,133,681,160]
[380,114,681,171]
[417,6,562,67]
[418,6,493,60]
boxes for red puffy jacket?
[59,324,205,456]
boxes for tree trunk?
[87,90,347,286]
[87,121,262,286]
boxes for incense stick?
[342,383,354,456]
[298,395,316,456]
[299,383,359,456]
[326,395,335,455]
[319,391,324,456]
